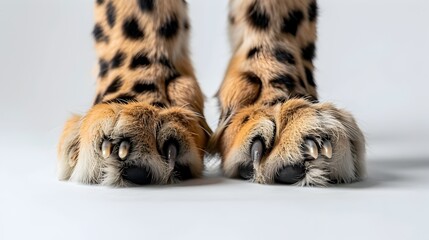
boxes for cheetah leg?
[210,0,365,186]
[58,0,211,186]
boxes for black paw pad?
[173,163,193,181]
[238,164,254,180]
[122,167,152,185]
[275,165,305,184]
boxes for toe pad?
[275,165,306,184]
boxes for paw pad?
[275,164,306,184]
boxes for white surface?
[0,0,428,239]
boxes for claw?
[101,140,112,158]
[166,143,178,169]
[239,139,263,180]
[303,139,318,160]
[321,140,332,159]
[118,141,130,160]
[251,139,264,165]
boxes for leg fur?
[211,0,365,185]
[58,0,210,186]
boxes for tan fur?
[58,115,82,180]
[93,0,195,107]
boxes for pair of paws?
[58,99,365,186]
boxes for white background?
[0,0,428,239]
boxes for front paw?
[58,102,209,186]
[211,98,365,186]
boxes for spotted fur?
[209,0,365,186]
[58,0,210,186]
[58,0,365,187]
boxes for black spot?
[243,71,263,85]
[305,67,316,87]
[132,82,157,93]
[247,1,270,30]
[159,56,173,69]
[247,47,261,59]
[92,24,108,42]
[274,48,295,65]
[270,74,296,91]
[106,2,116,28]
[229,15,235,25]
[130,53,151,69]
[104,94,136,104]
[308,1,318,22]
[281,10,304,36]
[243,72,263,103]
[96,0,104,5]
[104,76,123,95]
[99,59,109,77]
[165,72,181,86]
[110,51,125,69]
[123,17,145,40]
[137,0,154,12]
[93,94,102,105]
[151,102,167,108]
[241,115,250,125]
[266,97,287,106]
[158,16,180,39]
[301,43,316,61]
[184,20,190,30]
[299,77,307,89]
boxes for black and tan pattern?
[58,0,365,187]
[210,0,365,186]
[58,0,210,186]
